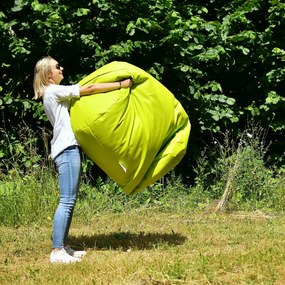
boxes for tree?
[0,0,284,179]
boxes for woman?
[33,56,132,263]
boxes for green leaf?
[75,8,90,16]
[4,97,13,104]
[212,114,220,121]
[23,101,31,109]
[226,98,236,105]
[180,65,189,72]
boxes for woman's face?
[48,58,64,84]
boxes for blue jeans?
[53,146,81,248]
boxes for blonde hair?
[33,56,53,100]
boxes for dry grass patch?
[1,209,285,284]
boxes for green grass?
[1,123,285,284]
[1,208,285,284]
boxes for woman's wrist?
[119,82,121,89]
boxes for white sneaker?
[50,248,81,263]
[65,245,87,258]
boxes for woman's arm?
[79,79,132,96]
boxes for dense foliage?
[0,0,284,182]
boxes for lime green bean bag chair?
[70,61,190,195]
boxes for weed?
[193,121,285,212]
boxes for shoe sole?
[50,256,81,263]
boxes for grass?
[1,207,285,285]
[1,123,285,284]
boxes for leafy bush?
[1,0,285,180]
[0,122,45,173]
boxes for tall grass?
[0,167,59,226]
[193,122,285,212]
[0,122,285,227]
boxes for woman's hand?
[120,79,132,88]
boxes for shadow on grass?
[70,231,187,251]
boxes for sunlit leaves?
[0,0,285,169]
